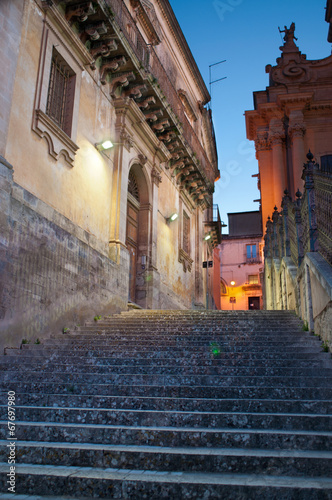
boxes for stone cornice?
[155,0,210,105]
[277,93,314,113]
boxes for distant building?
[219,212,264,310]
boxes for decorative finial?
[306,150,314,161]
[296,189,302,198]
[284,189,289,195]
[274,205,278,211]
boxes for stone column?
[108,129,133,264]
[269,119,286,208]
[254,130,272,227]
[146,166,162,308]
[289,110,306,196]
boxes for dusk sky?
[169,0,331,232]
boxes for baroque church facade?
[0,0,220,348]
[245,19,332,344]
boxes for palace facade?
[0,0,220,348]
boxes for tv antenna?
[209,60,227,108]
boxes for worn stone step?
[18,344,325,356]
[2,355,330,370]
[12,393,332,414]
[2,420,332,450]
[43,329,319,345]
[2,361,332,379]
[3,381,332,400]
[2,406,331,431]
[3,441,332,476]
[0,462,331,499]
[3,370,332,388]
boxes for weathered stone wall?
[0,0,24,156]
[0,158,128,351]
[264,253,332,349]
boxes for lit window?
[248,274,259,284]
[46,48,76,137]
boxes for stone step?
[12,393,332,414]
[2,361,332,378]
[47,333,318,342]
[2,441,332,477]
[2,406,331,430]
[3,370,332,388]
[1,354,329,369]
[18,344,325,355]
[3,382,332,400]
[1,462,331,499]
[6,350,329,365]
[2,421,332,450]
[1,308,330,497]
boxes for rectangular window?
[246,244,257,260]
[248,274,259,284]
[46,48,76,137]
[183,211,190,255]
[321,155,332,174]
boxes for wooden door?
[126,199,139,302]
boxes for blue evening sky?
[169,0,331,232]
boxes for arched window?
[128,171,139,201]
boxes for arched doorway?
[126,164,151,305]
[126,170,140,302]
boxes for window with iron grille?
[46,48,76,137]
[183,211,190,255]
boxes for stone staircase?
[0,309,332,499]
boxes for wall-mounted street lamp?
[230,280,235,286]
[166,213,178,224]
[204,233,211,241]
[95,140,114,151]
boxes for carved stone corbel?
[109,72,136,93]
[100,56,127,84]
[124,85,148,99]
[137,96,156,110]
[65,2,96,23]
[151,167,162,186]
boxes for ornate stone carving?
[100,56,127,85]
[143,109,163,122]
[136,96,156,110]
[89,39,118,60]
[65,2,96,23]
[269,119,285,146]
[124,84,148,99]
[289,111,306,141]
[109,72,135,94]
[152,119,170,133]
[130,0,162,46]
[138,153,148,166]
[254,131,271,152]
[178,248,193,273]
[120,130,134,151]
[80,21,107,42]
[151,167,162,186]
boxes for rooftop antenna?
[209,60,226,109]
